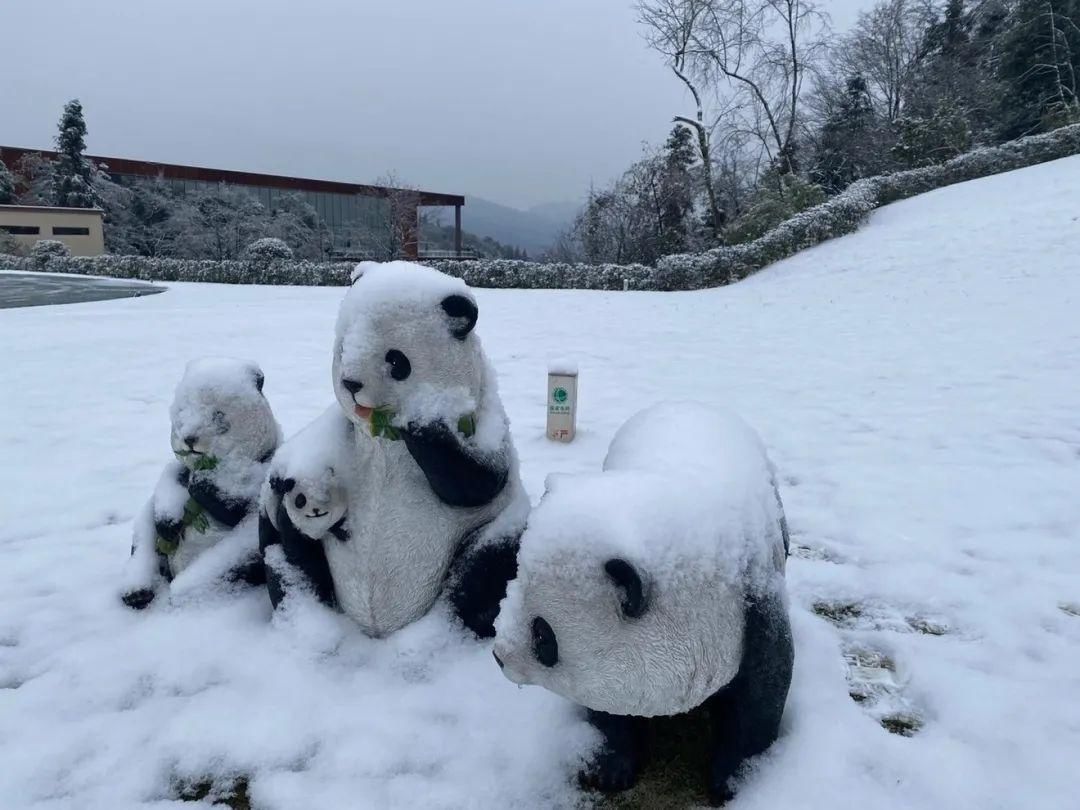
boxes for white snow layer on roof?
[1,156,1080,808]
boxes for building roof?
[0,203,105,215]
[0,146,465,208]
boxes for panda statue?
[492,402,793,805]
[120,357,282,609]
[259,261,528,639]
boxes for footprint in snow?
[811,598,950,636]
[791,543,846,564]
[842,642,924,737]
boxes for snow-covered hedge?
[0,254,355,285]
[5,124,1078,290]
[428,259,656,291]
[652,122,1080,291]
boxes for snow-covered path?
[2,157,1079,809]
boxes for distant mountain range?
[445,196,581,258]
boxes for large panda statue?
[492,402,793,805]
[259,261,527,639]
[121,358,281,609]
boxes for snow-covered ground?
[2,156,1079,809]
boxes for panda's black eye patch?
[294,493,307,509]
[385,349,411,381]
[212,410,229,434]
[532,616,558,668]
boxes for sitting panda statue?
[492,402,793,805]
[120,358,282,609]
[259,261,527,639]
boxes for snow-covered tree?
[995,0,1080,138]
[835,0,937,122]
[13,152,55,205]
[811,75,893,192]
[0,158,15,204]
[891,101,972,166]
[51,99,97,208]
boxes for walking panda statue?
[120,358,281,609]
[493,402,793,805]
[259,261,527,639]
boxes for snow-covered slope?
[1,156,1079,809]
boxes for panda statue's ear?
[350,262,376,284]
[441,294,478,340]
[604,558,649,619]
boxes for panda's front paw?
[154,516,184,543]
[707,775,736,807]
[121,588,156,610]
[578,747,641,794]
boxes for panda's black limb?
[187,477,253,528]
[704,588,794,806]
[259,504,337,609]
[224,550,268,587]
[121,588,156,610]
[401,421,509,509]
[580,710,649,793]
[446,533,521,638]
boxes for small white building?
[0,204,106,256]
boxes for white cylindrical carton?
[546,364,578,443]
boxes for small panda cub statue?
[278,467,349,544]
[493,402,793,805]
[120,358,282,609]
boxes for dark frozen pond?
[0,272,165,309]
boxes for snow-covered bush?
[30,239,71,268]
[0,231,25,258]
[244,237,293,264]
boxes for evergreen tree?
[811,75,887,193]
[659,125,697,254]
[891,101,973,166]
[52,99,97,208]
[996,0,1080,138]
[0,158,15,204]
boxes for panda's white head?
[169,358,280,472]
[332,262,484,432]
[492,474,747,718]
[276,467,348,539]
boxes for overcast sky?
[3,0,869,210]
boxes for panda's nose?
[341,379,363,395]
[184,435,198,449]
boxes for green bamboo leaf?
[155,535,179,556]
[457,413,476,438]
[183,498,210,534]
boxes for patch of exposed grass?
[175,776,251,809]
[880,712,924,737]
[812,600,864,626]
[593,709,712,810]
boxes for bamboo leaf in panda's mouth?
[367,408,478,441]
[369,407,401,441]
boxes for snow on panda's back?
[494,402,787,717]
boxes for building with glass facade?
[0,146,466,259]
